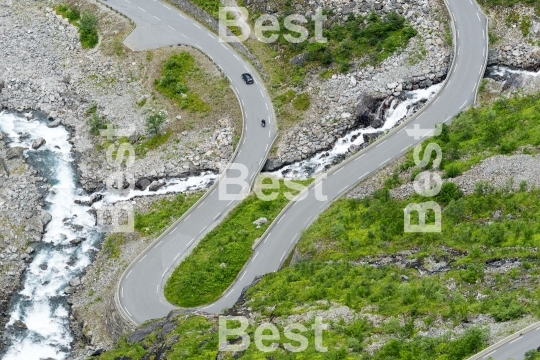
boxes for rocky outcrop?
[490,44,540,71]
[103,296,136,342]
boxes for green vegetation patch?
[164,178,311,307]
[400,93,540,178]
[154,52,211,113]
[55,4,99,48]
[95,315,218,360]
[135,192,203,236]
[256,10,416,72]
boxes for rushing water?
[269,83,443,179]
[0,111,216,359]
[486,65,540,79]
[0,111,97,359]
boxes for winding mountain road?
[104,0,277,324]
[103,1,538,359]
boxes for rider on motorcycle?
[261,119,266,127]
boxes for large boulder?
[41,211,52,226]
[148,180,165,192]
[32,137,46,150]
[126,321,163,344]
[355,94,383,128]
[6,147,24,159]
[363,131,384,144]
[262,159,283,172]
[135,178,151,191]
[289,52,309,67]
[487,49,499,66]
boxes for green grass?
[292,92,310,110]
[164,178,312,307]
[135,192,203,236]
[154,52,211,113]
[102,234,126,258]
[400,93,540,178]
[133,131,172,157]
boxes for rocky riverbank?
[485,4,540,71]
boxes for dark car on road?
[241,73,254,84]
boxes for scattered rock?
[32,137,46,150]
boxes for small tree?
[88,113,106,136]
[146,112,166,136]
[79,10,99,48]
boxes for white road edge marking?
[171,226,178,234]
[153,15,161,21]
[280,252,287,262]
[122,287,124,298]
[124,307,132,317]
[213,212,221,220]
[139,254,147,263]
[182,34,189,39]
[252,251,259,262]
[184,214,192,221]
[162,269,168,278]
[240,272,247,281]
[334,168,343,175]
[354,154,366,162]
[380,158,391,166]
[138,6,146,12]
[484,350,496,357]
[199,225,208,234]
[476,12,481,21]
[187,238,195,246]
[194,23,201,29]
[168,25,175,30]
[163,4,171,10]
[509,337,522,344]
[174,252,181,261]
[126,270,132,279]
[227,200,233,207]
[178,13,186,19]
[358,172,368,180]
[156,284,159,293]
[375,139,387,148]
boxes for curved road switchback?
[103,2,538,359]
[198,0,489,312]
[103,0,277,324]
